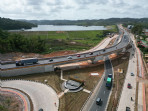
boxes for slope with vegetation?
[0,17,37,30]
[21,18,148,27]
[0,27,116,54]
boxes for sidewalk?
[117,49,137,111]
[129,33,146,111]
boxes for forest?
[0,29,46,53]
[0,17,37,30]
[21,18,148,27]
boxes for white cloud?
[0,0,147,20]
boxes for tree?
[131,24,143,35]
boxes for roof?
[145,29,148,32]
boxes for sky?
[0,0,148,20]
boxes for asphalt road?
[89,56,113,111]
[1,33,129,69]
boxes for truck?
[16,58,38,66]
[106,74,113,88]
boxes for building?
[144,29,148,36]
[144,54,148,63]
[127,25,133,29]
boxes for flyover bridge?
[0,28,132,77]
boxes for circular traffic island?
[63,79,84,92]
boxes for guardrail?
[0,28,131,71]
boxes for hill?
[20,18,148,28]
[0,17,37,30]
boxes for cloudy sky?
[0,0,148,20]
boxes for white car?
[67,56,72,59]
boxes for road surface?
[1,80,59,111]
[89,56,113,111]
[1,33,129,69]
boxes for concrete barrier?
[0,64,54,77]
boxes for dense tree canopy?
[0,29,46,53]
[23,18,148,26]
[0,17,37,30]
[131,24,143,35]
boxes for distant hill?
[0,17,37,30]
[19,18,148,27]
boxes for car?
[127,83,131,89]
[38,108,43,111]
[103,49,106,52]
[108,74,112,78]
[77,54,81,57]
[67,56,72,59]
[131,72,134,76]
[126,107,130,111]
[89,52,93,55]
[49,59,53,62]
[96,98,102,105]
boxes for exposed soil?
[0,51,75,61]
[0,92,23,111]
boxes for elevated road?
[1,32,129,70]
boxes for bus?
[16,58,38,66]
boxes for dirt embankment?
[0,51,75,61]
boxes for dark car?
[38,108,43,111]
[126,107,130,111]
[49,59,53,62]
[89,52,93,55]
[103,49,106,52]
[96,98,102,105]
[131,72,134,76]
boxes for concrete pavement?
[128,32,146,111]
[117,49,137,111]
[1,80,59,111]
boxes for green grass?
[11,26,117,53]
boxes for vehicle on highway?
[67,56,72,59]
[96,98,102,105]
[126,107,130,111]
[77,54,81,57]
[49,59,53,62]
[108,74,112,78]
[106,77,112,88]
[106,74,112,88]
[89,52,93,55]
[127,83,131,89]
[103,49,106,52]
[131,72,134,76]
[16,58,38,66]
[38,108,43,111]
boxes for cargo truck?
[16,58,38,66]
[106,74,112,88]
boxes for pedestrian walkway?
[58,89,69,98]
[83,89,91,93]
[117,49,137,111]
[138,83,143,111]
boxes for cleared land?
[107,52,130,111]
